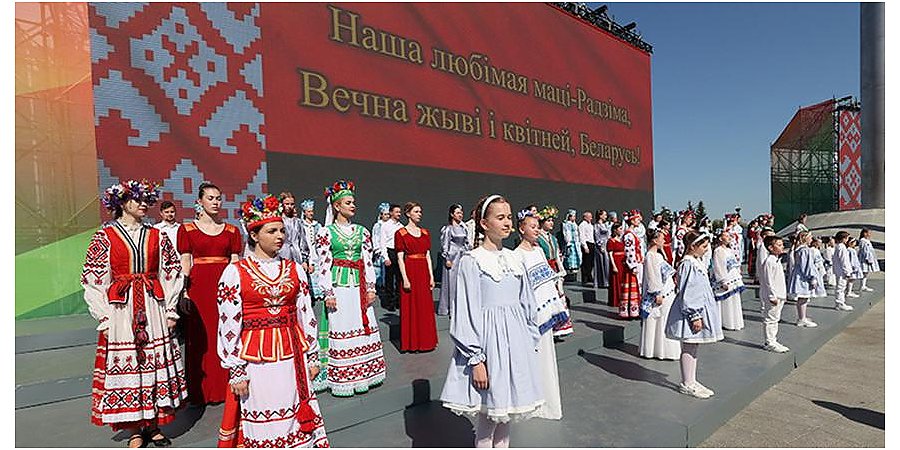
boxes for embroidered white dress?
[712,246,746,331]
[516,245,570,420]
[82,221,186,429]
[216,255,328,447]
[314,223,386,397]
[639,251,681,360]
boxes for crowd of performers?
[81,179,881,448]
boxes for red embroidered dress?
[216,255,329,448]
[621,229,644,318]
[81,221,186,430]
[607,238,625,308]
[177,222,243,404]
[395,227,438,352]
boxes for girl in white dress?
[711,230,745,331]
[639,228,681,360]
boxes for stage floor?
[15,273,884,447]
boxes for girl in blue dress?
[666,230,723,399]
[440,195,544,448]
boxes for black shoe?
[145,429,171,448]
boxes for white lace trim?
[467,247,525,282]
[443,400,545,424]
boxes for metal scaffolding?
[769,96,859,230]
[15,2,98,254]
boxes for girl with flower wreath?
[314,180,386,397]
[216,194,329,448]
[81,180,186,448]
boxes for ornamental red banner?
[259,3,653,191]
[839,110,862,210]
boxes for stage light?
[623,22,637,31]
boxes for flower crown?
[537,205,559,221]
[240,194,283,232]
[324,180,356,202]
[300,199,315,211]
[102,179,161,211]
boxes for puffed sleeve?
[643,253,664,295]
[217,263,248,384]
[229,226,243,256]
[158,232,184,321]
[81,230,113,332]
[677,260,705,322]
[441,225,452,260]
[449,255,485,366]
[624,233,640,271]
[294,264,320,369]
[711,248,728,283]
[315,226,335,298]
[176,225,191,255]
[361,227,376,293]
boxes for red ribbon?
[332,258,372,334]
[109,273,159,364]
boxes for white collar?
[467,246,524,282]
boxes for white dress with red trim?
[216,254,329,448]
[81,220,186,430]
[314,223,386,397]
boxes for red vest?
[235,258,308,362]
[104,224,164,304]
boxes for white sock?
[680,343,698,385]
[862,277,869,289]
[492,422,510,448]
[475,414,496,448]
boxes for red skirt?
[185,262,230,404]
[619,270,640,319]
[400,257,438,351]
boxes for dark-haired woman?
[438,204,468,316]
[82,180,186,447]
[396,202,438,352]
[177,182,243,405]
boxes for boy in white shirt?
[759,235,789,353]
[831,231,855,311]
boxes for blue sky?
[589,2,860,220]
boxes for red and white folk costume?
[82,181,187,430]
[217,195,328,448]
[621,210,644,319]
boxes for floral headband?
[240,194,283,232]
[102,179,161,211]
[300,199,315,211]
[538,205,559,221]
[324,180,356,203]
[517,209,537,222]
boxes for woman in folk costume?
[673,210,695,266]
[712,228,746,331]
[606,222,626,309]
[396,202,438,352]
[178,182,243,405]
[314,180,386,396]
[724,213,744,266]
[299,198,328,392]
[746,218,761,280]
[639,228,681,360]
[561,209,582,282]
[858,229,880,292]
[536,205,574,337]
[216,195,328,448]
[82,180,186,448]
[439,204,469,316]
[592,209,611,288]
[786,231,824,329]
[440,195,544,448]
[620,210,644,319]
[515,209,569,419]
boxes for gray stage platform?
[15,274,884,447]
